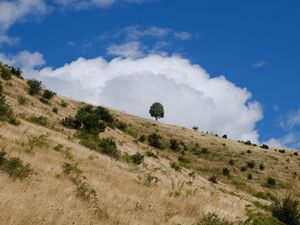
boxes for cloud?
[107,41,145,58]
[174,31,192,41]
[54,0,155,9]
[279,109,300,131]
[0,50,45,75]
[265,109,300,149]
[13,53,261,143]
[0,0,48,45]
[252,61,267,69]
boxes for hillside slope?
[0,69,299,225]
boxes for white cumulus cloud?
[22,53,262,142]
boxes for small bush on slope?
[148,133,164,149]
[27,79,42,95]
[0,150,31,180]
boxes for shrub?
[222,134,227,139]
[0,151,31,180]
[0,68,11,80]
[61,116,78,129]
[261,144,269,149]
[271,195,300,225]
[52,107,58,114]
[192,126,199,131]
[229,159,235,166]
[18,96,27,105]
[247,174,253,180]
[170,139,180,151]
[247,150,252,154]
[115,121,127,131]
[209,175,218,184]
[223,167,230,176]
[27,79,42,95]
[43,89,56,100]
[259,163,265,170]
[247,161,256,169]
[178,156,191,164]
[0,82,16,123]
[195,212,233,225]
[138,135,146,142]
[39,97,50,105]
[241,166,247,172]
[11,67,22,78]
[170,162,181,171]
[130,152,144,165]
[60,100,68,107]
[148,133,163,149]
[279,149,286,154]
[244,140,252,145]
[29,115,48,127]
[98,138,119,159]
[267,177,276,187]
[244,212,284,225]
[294,152,299,156]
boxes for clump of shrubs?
[18,96,27,105]
[145,151,158,159]
[148,133,164,149]
[271,195,300,225]
[10,67,22,78]
[0,150,31,180]
[62,105,113,135]
[98,138,119,159]
[138,135,146,142]
[178,156,191,164]
[52,107,58,114]
[0,81,18,124]
[29,115,48,127]
[261,144,269,149]
[27,79,42,95]
[42,89,56,100]
[229,159,235,166]
[279,149,286,154]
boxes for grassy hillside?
[0,64,299,225]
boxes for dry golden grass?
[0,76,299,225]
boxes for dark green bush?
[267,177,276,187]
[11,67,22,78]
[195,212,233,225]
[130,152,144,165]
[247,161,256,169]
[0,68,12,80]
[17,96,27,105]
[223,167,230,176]
[52,107,58,114]
[138,135,146,142]
[259,163,265,170]
[27,79,42,95]
[145,151,158,159]
[229,159,235,166]
[60,100,68,107]
[43,89,56,100]
[29,115,48,127]
[0,151,31,180]
[0,82,16,123]
[170,139,180,151]
[148,133,163,149]
[39,97,50,105]
[243,212,284,225]
[261,144,269,149]
[271,195,300,225]
[209,175,218,184]
[98,138,119,159]
[247,174,253,180]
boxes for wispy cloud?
[252,61,267,69]
[107,41,145,58]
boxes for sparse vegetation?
[223,167,230,176]
[194,212,233,225]
[0,68,12,80]
[170,162,181,171]
[267,177,276,187]
[271,195,300,225]
[29,115,48,126]
[0,150,31,180]
[170,138,180,151]
[209,175,218,184]
[17,96,27,105]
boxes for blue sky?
[0,0,300,148]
